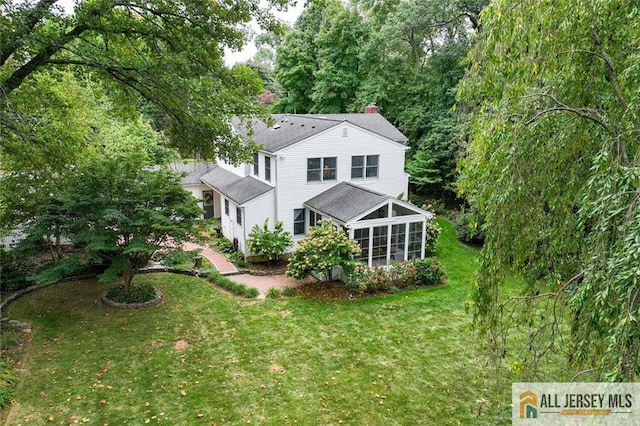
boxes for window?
[293,209,305,235]
[253,153,259,176]
[351,155,379,179]
[265,156,271,181]
[307,157,336,182]
[309,211,322,227]
[362,205,388,220]
[407,222,423,259]
[391,224,406,262]
[372,225,388,266]
[236,207,242,225]
[354,228,369,263]
[224,199,229,215]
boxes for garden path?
[182,242,237,275]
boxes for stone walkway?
[181,242,302,298]
[182,242,237,274]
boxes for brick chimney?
[364,104,379,113]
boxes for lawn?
[3,220,514,425]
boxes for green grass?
[3,220,515,425]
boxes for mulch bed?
[294,281,361,300]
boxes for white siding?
[183,184,213,219]
[217,159,249,177]
[275,123,408,239]
[241,191,277,255]
[218,192,276,256]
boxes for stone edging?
[100,287,164,309]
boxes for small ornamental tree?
[246,218,293,263]
[23,139,201,295]
[286,221,360,282]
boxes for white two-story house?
[173,106,432,267]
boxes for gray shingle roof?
[304,182,389,223]
[200,167,272,205]
[167,162,217,185]
[233,113,407,154]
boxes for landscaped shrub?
[286,221,360,282]
[266,288,282,299]
[207,272,258,298]
[281,287,296,297]
[362,267,392,293]
[424,217,442,255]
[105,283,157,304]
[388,261,417,288]
[227,251,247,268]
[454,210,486,244]
[0,249,30,292]
[216,238,235,253]
[413,257,447,287]
[247,219,293,263]
[161,248,201,269]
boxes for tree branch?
[0,0,60,66]
[523,93,610,132]
[1,24,88,97]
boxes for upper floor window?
[307,157,336,182]
[265,156,271,182]
[293,209,305,235]
[351,155,379,179]
[236,207,242,225]
[253,153,259,176]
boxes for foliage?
[32,253,86,286]
[4,223,532,424]
[207,272,258,299]
[0,248,30,292]
[281,287,296,297]
[424,216,442,255]
[0,0,290,163]
[453,210,485,245]
[413,257,446,287]
[227,251,247,268]
[272,1,330,113]
[266,288,282,299]
[160,249,202,269]
[19,138,201,294]
[458,0,640,379]
[246,218,293,263]
[286,221,360,282]
[272,0,486,197]
[345,258,442,294]
[105,283,157,304]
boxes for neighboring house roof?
[200,167,272,206]
[232,113,408,154]
[304,182,390,223]
[167,162,217,185]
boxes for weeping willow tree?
[458,0,640,381]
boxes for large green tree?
[458,0,640,380]
[0,0,290,162]
[22,134,201,293]
[272,0,331,113]
[0,71,173,231]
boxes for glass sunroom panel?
[391,224,406,262]
[407,222,422,259]
[354,228,369,263]
[372,225,388,266]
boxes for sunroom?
[304,182,432,267]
